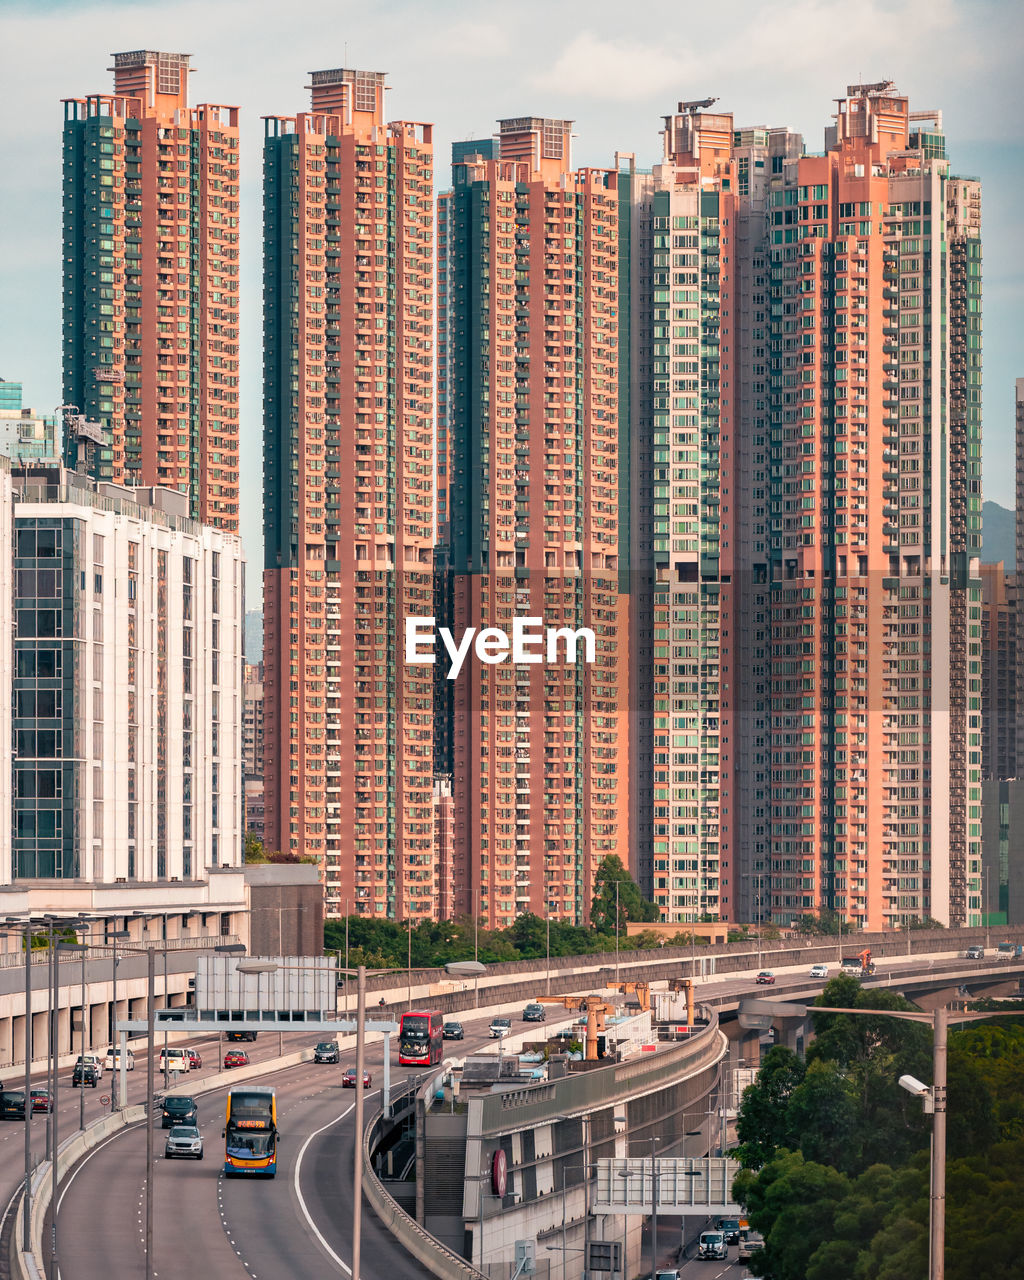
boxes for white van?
[158,1048,190,1074]
[697,1230,726,1260]
[105,1046,135,1072]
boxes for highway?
[17,948,1018,1279]
[48,1008,503,1279]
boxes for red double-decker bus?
[398,1010,444,1066]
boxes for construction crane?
[536,995,615,1061]
[608,981,651,1012]
[668,977,696,1026]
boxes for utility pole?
[352,965,366,1280]
[145,944,155,1280]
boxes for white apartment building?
[8,464,245,887]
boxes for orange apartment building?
[761,83,982,928]
[62,50,240,530]
[438,118,628,929]
[622,104,743,924]
[262,70,436,919]
[624,86,981,931]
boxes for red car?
[30,1089,53,1113]
[755,971,776,985]
[223,1050,250,1069]
[183,1049,203,1070]
[342,1067,372,1089]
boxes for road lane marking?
[55,1116,145,1215]
[293,1100,356,1275]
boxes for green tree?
[735,1045,806,1168]
[589,854,659,931]
[783,1059,860,1173]
[244,832,266,863]
[792,909,847,936]
[734,1150,850,1279]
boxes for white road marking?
[292,1100,357,1275]
[55,1117,145,1215]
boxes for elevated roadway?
[30,947,1024,1280]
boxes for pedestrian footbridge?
[593,1156,742,1216]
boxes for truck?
[840,948,874,976]
[738,1228,765,1260]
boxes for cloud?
[531,32,698,103]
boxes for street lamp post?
[547,914,551,997]
[615,880,620,985]
[649,1136,659,1280]
[407,923,413,1011]
[353,964,366,1280]
[21,922,34,1249]
[616,1136,661,1280]
[145,944,155,1280]
[445,959,486,1016]
[107,927,130,1112]
[52,929,89,1280]
[2,918,42,1253]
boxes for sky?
[2,0,1022,605]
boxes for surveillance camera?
[898,1074,930,1098]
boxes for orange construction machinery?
[536,995,615,1060]
[668,977,696,1025]
[608,981,651,1012]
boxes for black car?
[313,1041,340,1064]
[160,1095,198,1129]
[443,1021,465,1040]
[717,1216,741,1245]
[522,1004,547,1022]
[225,1030,257,1043]
[0,1090,26,1119]
[72,1063,99,1088]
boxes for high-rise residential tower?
[627,86,981,931]
[439,120,628,929]
[761,83,981,929]
[61,51,240,529]
[625,103,757,924]
[262,70,436,919]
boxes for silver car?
[164,1125,203,1160]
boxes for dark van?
[0,1090,26,1120]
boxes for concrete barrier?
[10,1103,146,1280]
[11,1042,331,1280]
[362,1102,486,1280]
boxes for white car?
[809,963,829,979]
[489,1018,512,1038]
[105,1046,135,1071]
[164,1125,203,1160]
[76,1054,104,1078]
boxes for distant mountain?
[245,610,263,665]
[982,501,1015,570]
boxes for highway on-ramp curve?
[49,951,999,1279]
[52,1013,498,1280]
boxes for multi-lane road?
[46,1010,501,1280]
[4,948,1013,1279]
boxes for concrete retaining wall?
[363,1098,486,1280]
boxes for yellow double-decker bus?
[224,1087,277,1177]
